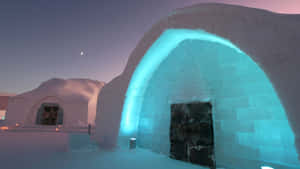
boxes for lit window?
[0,110,6,120]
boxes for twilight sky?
[0,0,299,94]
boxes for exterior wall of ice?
[135,39,299,168]
[95,4,300,168]
[137,40,211,154]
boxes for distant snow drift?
[95,3,300,169]
[5,78,105,128]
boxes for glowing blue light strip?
[261,166,274,169]
[120,29,244,135]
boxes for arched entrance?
[120,29,299,168]
[25,96,66,126]
[36,103,63,125]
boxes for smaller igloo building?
[4,78,105,129]
[95,3,300,169]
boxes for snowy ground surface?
[0,130,210,169]
[0,146,209,169]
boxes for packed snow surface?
[0,147,208,169]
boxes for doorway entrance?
[40,105,59,125]
[170,102,215,168]
[36,103,63,125]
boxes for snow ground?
[0,146,209,169]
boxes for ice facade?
[119,29,299,168]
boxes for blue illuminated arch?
[117,24,300,169]
[119,28,299,167]
[120,29,244,135]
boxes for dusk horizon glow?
[1,0,299,94]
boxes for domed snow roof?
[6,78,105,127]
[17,78,105,102]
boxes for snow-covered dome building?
[95,3,300,169]
[4,78,105,128]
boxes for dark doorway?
[36,103,63,125]
[41,106,58,125]
[170,102,215,169]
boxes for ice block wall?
[121,29,299,168]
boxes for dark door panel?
[170,102,215,169]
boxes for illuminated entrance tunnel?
[95,4,300,169]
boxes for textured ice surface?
[95,3,300,169]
